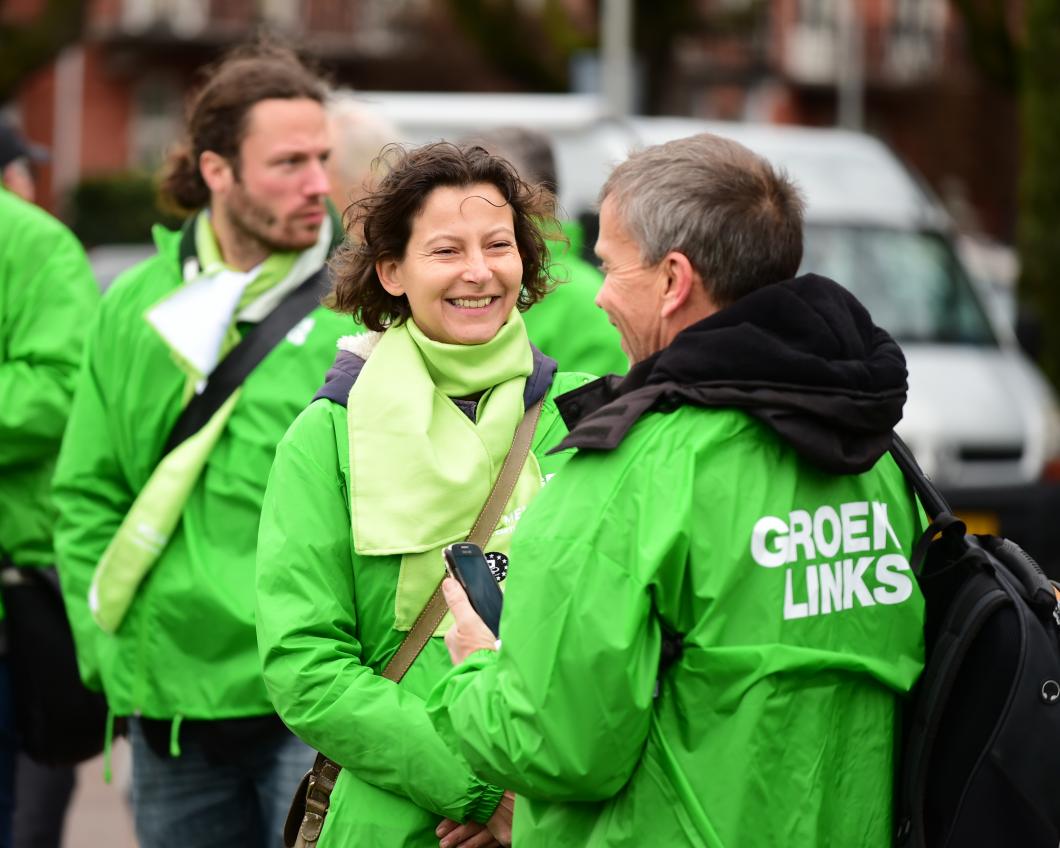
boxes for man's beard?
[224,182,320,255]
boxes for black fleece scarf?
[553,274,907,475]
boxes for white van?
[353,94,1060,568]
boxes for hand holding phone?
[442,542,504,637]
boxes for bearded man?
[52,44,357,848]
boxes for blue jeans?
[129,718,314,848]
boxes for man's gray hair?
[326,91,403,202]
[601,132,805,307]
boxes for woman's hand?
[436,817,499,848]
[485,791,515,845]
[434,790,514,848]
[442,577,498,665]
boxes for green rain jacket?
[51,216,354,716]
[0,186,99,598]
[525,221,627,377]
[428,275,927,847]
[256,345,589,846]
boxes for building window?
[131,76,182,171]
[884,0,945,82]
[785,0,839,84]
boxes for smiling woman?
[254,142,592,847]
[328,142,555,330]
[373,183,523,345]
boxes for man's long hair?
[159,43,327,213]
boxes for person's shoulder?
[101,226,182,309]
[0,188,83,255]
[548,370,598,398]
[537,370,597,437]
[551,253,602,287]
[279,396,347,457]
[614,403,752,463]
[271,397,351,483]
[0,186,55,229]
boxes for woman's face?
[376,182,523,345]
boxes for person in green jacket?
[0,181,100,848]
[51,45,353,848]
[255,142,591,847]
[463,127,627,378]
[429,132,927,847]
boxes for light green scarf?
[88,215,318,634]
[194,213,298,360]
[348,310,545,632]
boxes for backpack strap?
[909,514,966,577]
[285,397,545,848]
[889,434,970,578]
[889,434,952,521]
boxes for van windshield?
[802,225,998,346]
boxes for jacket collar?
[314,336,558,412]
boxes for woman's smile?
[377,183,523,345]
[447,295,502,310]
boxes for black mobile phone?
[442,542,503,637]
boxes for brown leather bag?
[283,398,543,848]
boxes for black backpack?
[890,436,1060,847]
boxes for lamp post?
[836,0,865,131]
[601,0,635,118]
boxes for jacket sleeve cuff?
[466,779,505,824]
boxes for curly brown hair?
[328,142,559,331]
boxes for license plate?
[954,510,1000,536]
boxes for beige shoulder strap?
[380,396,544,681]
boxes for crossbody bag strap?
[288,397,545,848]
[381,395,545,681]
[163,267,327,456]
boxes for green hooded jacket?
[0,187,99,604]
[255,351,589,847]
[51,218,356,715]
[428,276,926,847]
[429,408,925,846]
[524,221,627,377]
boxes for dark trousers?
[12,756,74,848]
[0,659,14,848]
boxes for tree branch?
[0,0,90,104]
[951,0,1020,90]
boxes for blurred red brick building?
[2,0,1019,241]
[667,0,1018,241]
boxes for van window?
[802,225,997,346]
